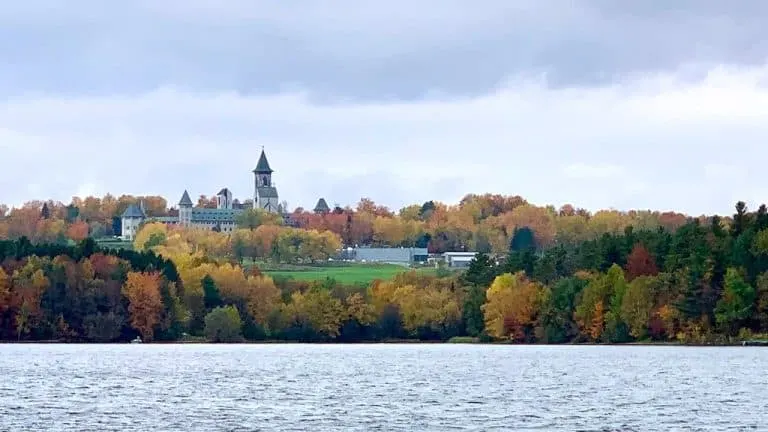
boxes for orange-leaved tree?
[122,271,164,341]
[482,272,545,341]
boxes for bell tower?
[253,147,274,209]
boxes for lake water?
[0,344,765,431]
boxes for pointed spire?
[121,203,146,218]
[253,148,273,174]
[314,198,330,214]
[179,190,193,207]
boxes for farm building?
[346,247,429,265]
[443,251,478,268]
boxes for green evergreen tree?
[462,285,486,337]
[202,275,222,310]
[204,305,243,342]
[715,268,756,335]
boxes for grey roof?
[141,210,244,224]
[256,186,278,198]
[121,203,146,218]
[353,247,429,263]
[149,216,178,223]
[179,190,193,207]
[314,198,330,213]
[253,149,273,173]
[217,188,230,196]
[190,208,244,222]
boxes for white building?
[443,251,478,268]
[120,202,147,241]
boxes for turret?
[179,190,193,208]
[178,190,193,226]
[120,203,146,240]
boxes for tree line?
[0,235,462,342]
[133,221,343,265]
[463,201,768,343]
[1,193,694,253]
[1,200,767,344]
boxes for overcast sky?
[2,1,767,215]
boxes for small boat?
[130,336,143,344]
[742,340,768,346]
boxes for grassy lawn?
[264,263,438,285]
[94,238,134,250]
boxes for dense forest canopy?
[0,193,696,253]
[0,195,766,344]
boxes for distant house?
[443,251,478,268]
[348,247,429,265]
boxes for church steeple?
[253,148,273,174]
[253,147,274,190]
[253,148,278,211]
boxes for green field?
[264,263,439,285]
[94,238,134,250]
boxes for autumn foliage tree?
[620,276,655,339]
[66,221,90,242]
[280,289,346,340]
[625,244,659,280]
[0,268,9,315]
[482,272,544,341]
[11,258,50,340]
[122,271,164,341]
[574,265,626,342]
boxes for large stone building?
[121,149,283,240]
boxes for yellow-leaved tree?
[11,257,50,340]
[209,263,248,303]
[346,292,376,327]
[390,284,461,335]
[133,222,168,251]
[620,276,655,339]
[280,289,346,339]
[482,272,545,341]
[245,274,281,328]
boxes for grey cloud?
[2,2,768,216]
[0,1,766,100]
[2,68,767,215]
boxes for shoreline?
[2,339,766,346]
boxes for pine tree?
[202,275,222,310]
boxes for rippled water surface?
[1,344,766,431]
